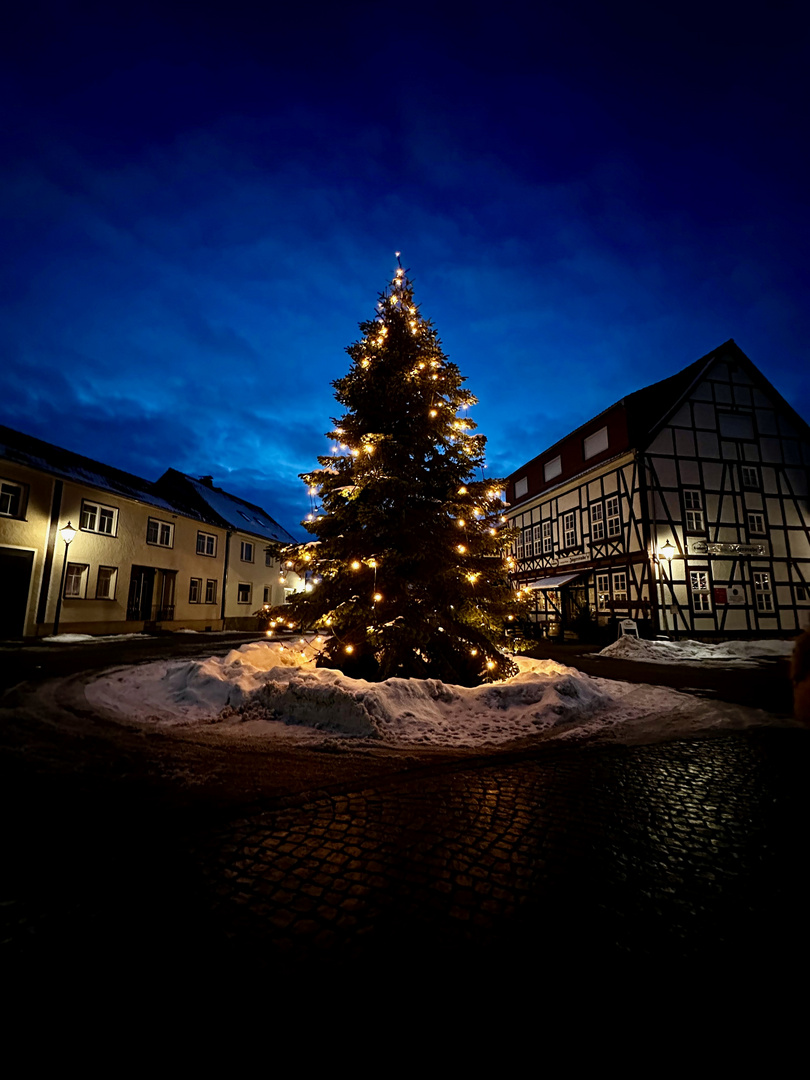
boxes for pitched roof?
[0,424,199,518]
[157,469,296,545]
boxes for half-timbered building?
[504,341,810,639]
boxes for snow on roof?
[164,470,296,544]
[0,425,197,517]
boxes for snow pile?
[40,632,150,644]
[599,636,796,666]
[86,637,787,748]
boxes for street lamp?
[657,539,675,637]
[52,521,77,637]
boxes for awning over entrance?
[523,571,586,590]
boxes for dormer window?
[544,456,561,482]
[583,426,608,460]
[514,476,528,499]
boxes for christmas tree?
[277,256,523,684]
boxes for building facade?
[505,341,810,639]
[0,425,300,637]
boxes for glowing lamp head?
[351,560,361,570]
[61,522,77,545]
[373,592,383,602]
[661,539,675,561]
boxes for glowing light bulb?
[458,519,466,527]
[373,592,382,602]
[486,660,496,670]
[345,644,354,653]
[457,544,467,554]
[351,560,361,570]
[470,648,478,657]
[458,486,467,494]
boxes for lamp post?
[658,539,675,637]
[52,521,77,637]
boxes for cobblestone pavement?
[2,640,806,989]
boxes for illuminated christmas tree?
[278,256,523,684]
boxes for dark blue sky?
[2,1,808,537]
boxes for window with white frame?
[533,524,543,556]
[741,466,760,488]
[147,518,174,547]
[544,456,562,482]
[64,563,88,598]
[263,586,271,604]
[237,582,252,604]
[563,511,576,548]
[0,479,27,518]
[523,527,532,557]
[265,549,274,567]
[80,499,118,536]
[95,566,117,600]
[515,529,524,560]
[683,490,704,533]
[205,579,217,604]
[753,571,773,612]
[612,571,628,604]
[241,541,254,562]
[196,531,217,556]
[606,496,621,537]
[747,511,766,535]
[690,570,712,612]
[590,503,604,540]
[542,520,552,553]
[597,573,610,611]
[189,577,202,603]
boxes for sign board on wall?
[728,584,746,605]
[689,541,768,557]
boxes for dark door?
[127,566,155,621]
[0,547,34,637]
[156,570,176,621]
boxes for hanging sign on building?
[689,541,768,557]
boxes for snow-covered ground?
[599,636,796,666]
[40,632,150,644]
[86,636,792,749]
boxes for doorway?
[0,547,34,637]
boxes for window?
[741,466,760,488]
[147,518,174,547]
[533,524,543,556]
[237,583,252,604]
[683,490,704,533]
[64,563,88,598]
[690,570,712,612]
[189,577,202,603]
[80,499,118,536]
[544,457,562,483]
[563,511,576,548]
[238,511,252,522]
[515,530,524,560]
[542,520,552,554]
[612,572,628,604]
[606,496,621,537]
[263,586,271,604]
[748,512,766,535]
[96,566,117,600]
[797,586,808,603]
[196,531,217,556]
[583,426,608,460]
[753,572,773,612]
[597,573,610,611]
[0,479,26,518]
[514,476,528,499]
[590,503,604,541]
[265,549,275,567]
[205,579,217,604]
[241,541,254,562]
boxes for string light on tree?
[265,254,525,685]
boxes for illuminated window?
[96,566,117,600]
[683,490,704,533]
[237,582,252,604]
[64,563,88,598]
[196,532,217,556]
[690,570,712,612]
[597,573,610,611]
[80,499,118,536]
[147,518,174,547]
[612,572,628,605]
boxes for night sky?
[3,2,808,538]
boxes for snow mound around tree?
[598,636,796,665]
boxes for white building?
[505,341,810,639]
[0,424,300,637]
